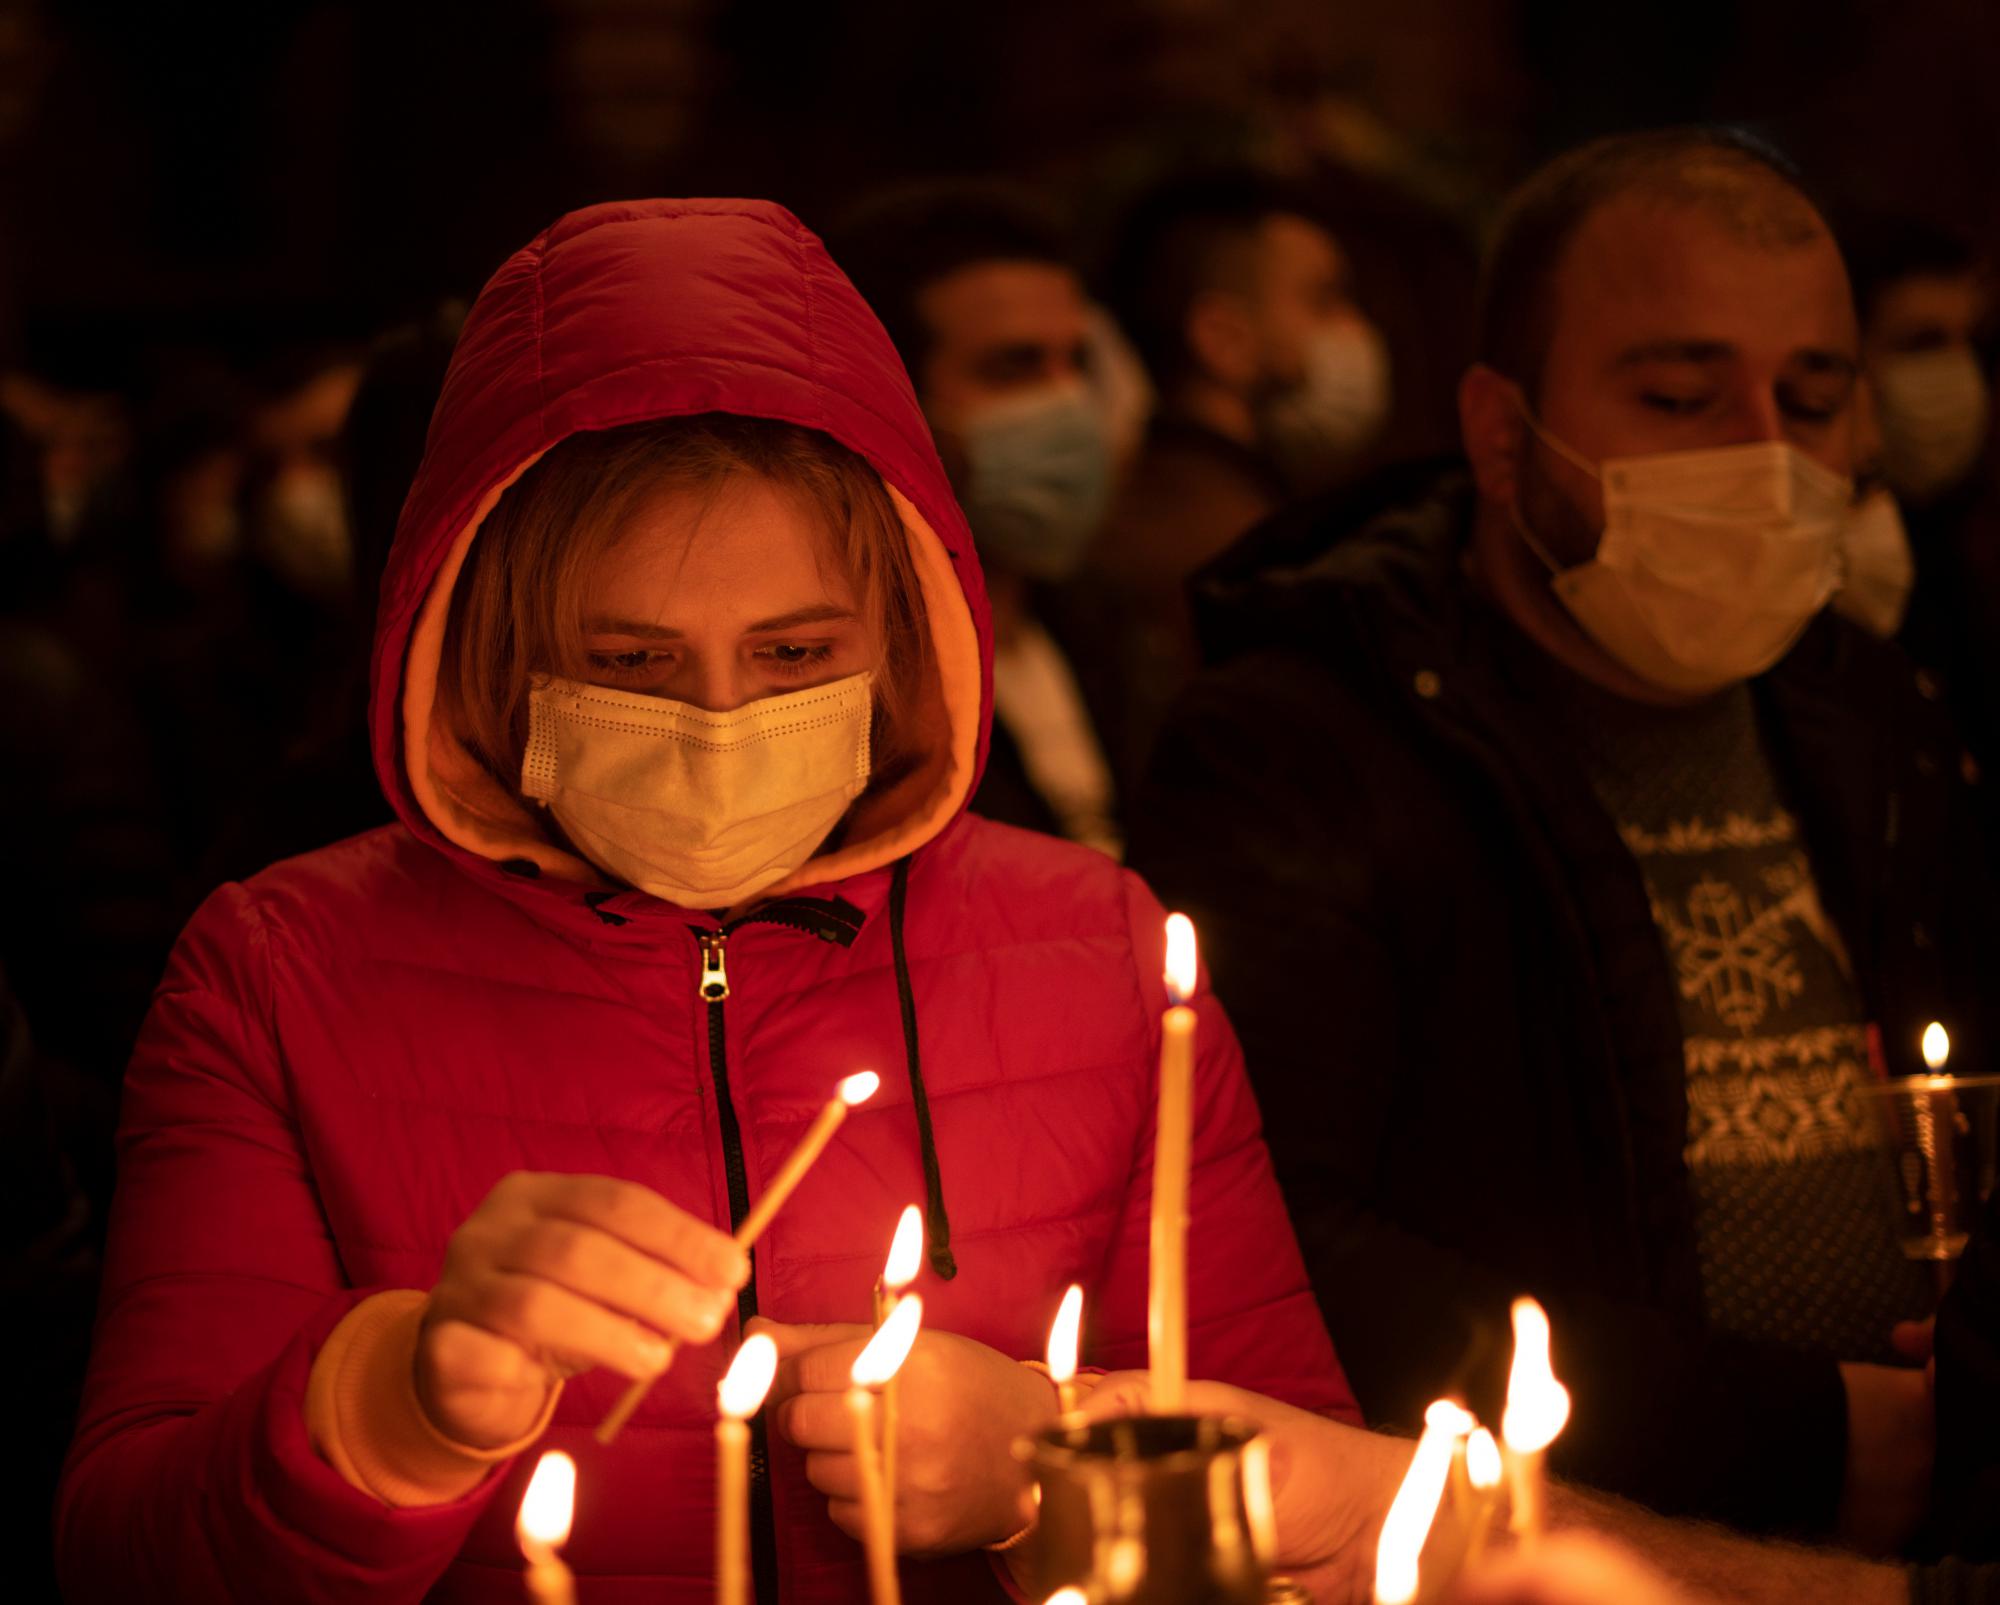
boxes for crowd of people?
[9,116,2000,1605]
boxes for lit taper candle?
[1150,913,1199,1412]
[716,1335,778,1605]
[1501,1297,1571,1552]
[517,1450,578,1605]
[849,1294,924,1605]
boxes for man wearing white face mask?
[1090,171,1391,790]
[832,185,1125,858]
[1134,128,2000,1551]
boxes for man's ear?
[1459,364,1527,508]
[1184,289,1260,391]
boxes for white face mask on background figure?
[1874,347,1990,503]
[1516,417,1851,697]
[1832,488,1916,639]
[1260,318,1392,478]
[522,670,875,909]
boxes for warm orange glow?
[516,1450,576,1551]
[1924,1022,1951,1073]
[1423,1398,1476,1438]
[1046,1284,1084,1384]
[1466,1427,1502,1490]
[1501,1297,1571,1454]
[882,1205,924,1292]
[852,1292,923,1387]
[1164,913,1199,1004]
[717,1333,779,1420]
[1044,1591,1089,1605]
[839,1070,881,1106]
[1373,1415,1456,1605]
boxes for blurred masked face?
[917,260,1114,580]
[1862,269,1993,502]
[0,373,130,541]
[248,361,363,602]
[1504,191,1860,696]
[1192,213,1389,479]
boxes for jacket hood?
[368,199,990,910]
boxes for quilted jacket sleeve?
[1087,869,1363,1423]
[55,883,503,1603]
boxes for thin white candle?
[716,1335,778,1605]
[849,1295,924,1605]
[1047,1283,1084,1415]
[874,1204,923,1517]
[1150,913,1199,1412]
[1373,1413,1456,1605]
[598,1071,881,1445]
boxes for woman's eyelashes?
[583,641,839,688]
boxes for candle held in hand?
[598,1071,881,1445]
[517,1450,578,1605]
[1046,1283,1084,1415]
[1150,913,1199,1412]
[874,1204,923,1510]
[849,1295,924,1605]
[1500,1297,1571,1552]
[1373,1411,1456,1605]
[716,1335,778,1605]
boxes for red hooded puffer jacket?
[56,199,1356,1604]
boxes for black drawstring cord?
[890,854,956,1280]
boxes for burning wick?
[598,1071,881,1445]
[1150,913,1200,1412]
[1501,1297,1571,1552]
[516,1450,577,1605]
[1463,1428,1504,1567]
[850,1295,924,1605]
[716,1335,778,1605]
[1925,1021,1952,1081]
[1047,1283,1084,1415]
[1373,1407,1459,1605]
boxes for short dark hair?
[1103,168,1323,387]
[1839,213,1985,327]
[824,183,1071,386]
[1477,126,1822,399]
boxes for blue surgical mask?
[955,383,1114,581]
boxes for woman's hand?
[1080,1373,1411,1604]
[753,1318,1057,1555]
[417,1172,748,1448]
[1445,1535,1711,1605]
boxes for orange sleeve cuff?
[305,1289,563,1508]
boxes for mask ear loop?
[1506,393,1602,579]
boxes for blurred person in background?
[1132,126,1989,1549]
[1845,217,2000,788]
[1092,169,1394,790]
[831,184,1125,857]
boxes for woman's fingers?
[802,1450,863,1502]
[445,1268,674,1380]
[498,1215,733,1345]
[775,1391,857,1451]
[825,1497,866,1541]
[534,1173,748,1290]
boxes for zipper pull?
[698,932,730,1002]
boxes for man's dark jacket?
[1130,462,1996,1535]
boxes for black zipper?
[690,897,864,1605]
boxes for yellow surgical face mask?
[522,670,874,908]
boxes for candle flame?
[1466,1427,1502,1490]
[1164,913,1199,1004]
[1045,1591,1089,1605]
[852,1291,923,1387]
[1423,1398,1476,1438]
[516,1449,576,1551]
[1046,1283,1084,1384]
[717,1333,779,1420]
[1373,1413,1456,1605]
[882,1205,924,1292]
[1924,1022,1951,1073]
[1501,1297,1571,1454]
[838,1070,881,1106]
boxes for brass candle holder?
[1015,1415,1276,1605]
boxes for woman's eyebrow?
[584,617,684,640]
[743,605,858,632]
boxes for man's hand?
[754,1318,1056,1555]
[1080,1372,1411,1605]
[418,1172,747,1448]
[1837,1359,1935,1555]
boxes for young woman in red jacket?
[57,199,1357,1604]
